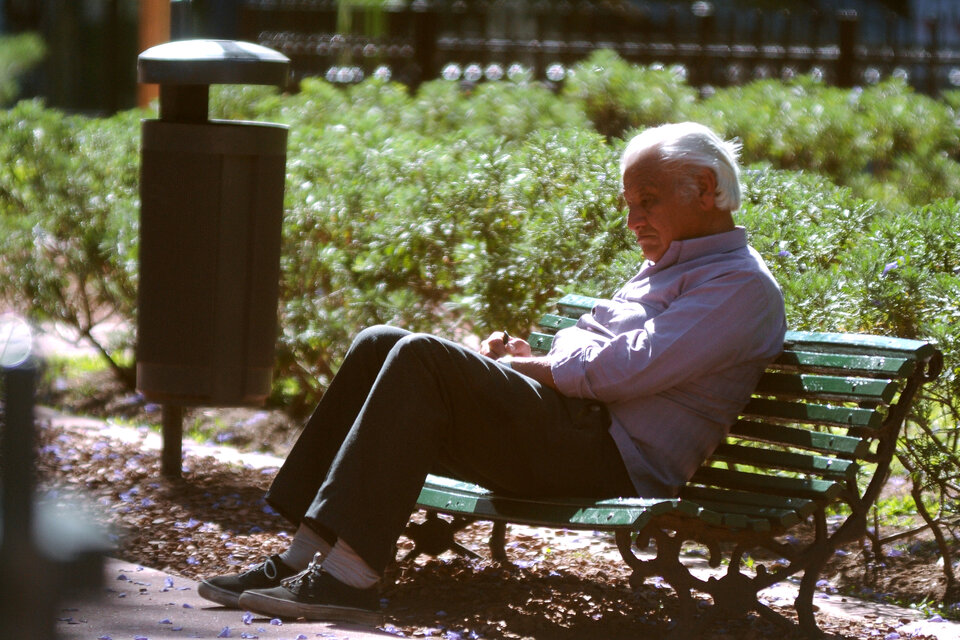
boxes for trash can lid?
[139,39,289,86]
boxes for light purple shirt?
[549,227,787,497]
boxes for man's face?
[621,149,712,263]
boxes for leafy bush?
[697,75,960,208]
[1,63,957,440]
[0,33,45,105]
[562,49,698,139]
[0,100,141,385]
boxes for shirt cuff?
[549,350,591,398]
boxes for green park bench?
[406,293,944,637]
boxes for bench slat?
[755,372,897,404]
[417,475,698,530]
[557,294,599,317]
[679,485,817,519]
[730,420,870,458]
[784,330,937,360]
[775,349,914,377]
[691,466,842,501]
[711,442,858,481]
[529,331,556,354]
[743,397,883,429]
[706,503,798,529]
[699,500,803,531]
[538,314,578,332]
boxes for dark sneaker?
[198,555,298,608]
[238,563,381,625]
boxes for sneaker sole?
[238,590,382,626]
[197,581,242,608]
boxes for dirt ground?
[28,368,958,638]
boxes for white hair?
[620,122,743,212]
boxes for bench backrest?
[532,294,943,529]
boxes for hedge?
[0,52,956,470]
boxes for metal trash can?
[136,40,290,406]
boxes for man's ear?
[694,167,717,210]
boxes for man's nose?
[627,207,646,229]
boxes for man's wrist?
[498,355,516,369]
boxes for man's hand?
[480,331,555,389]
[480,331,533,360]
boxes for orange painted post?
[138,0,170,108]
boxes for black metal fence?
[238,0,960,95]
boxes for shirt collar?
[641,227,748,275]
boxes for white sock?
[278,523,332,570]
[322,539,380,589]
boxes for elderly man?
[198,122,787,624]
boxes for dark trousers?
[264,325,636,573]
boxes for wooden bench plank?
[691,466,842,500]
[743,397,883,429]
[557,293,599,317]
[755,372,898,404]
[711,442,858,481]
[680,485,815,520]
[784,330,937,360]
[529,331,555,354]
[720,511,773,532]
[775,349,914,377]
[417,475,701,530]
[538,313,578,332]
[730,420,870,458]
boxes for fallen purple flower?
[159,618,173,624]
[164,577,174,589]
[270,618,282,626]
[218,627,232,638]
[242,612,254,625]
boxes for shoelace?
[280,552,324,591]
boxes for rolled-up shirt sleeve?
[550,268,784,402]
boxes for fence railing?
[238,0,960,95]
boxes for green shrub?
[0,33,45,105]
[0,100,141,385]
[2,65,958,426]
[562,49,698,138]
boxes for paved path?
[59,558,397,640]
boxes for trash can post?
[136,40,290,478]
